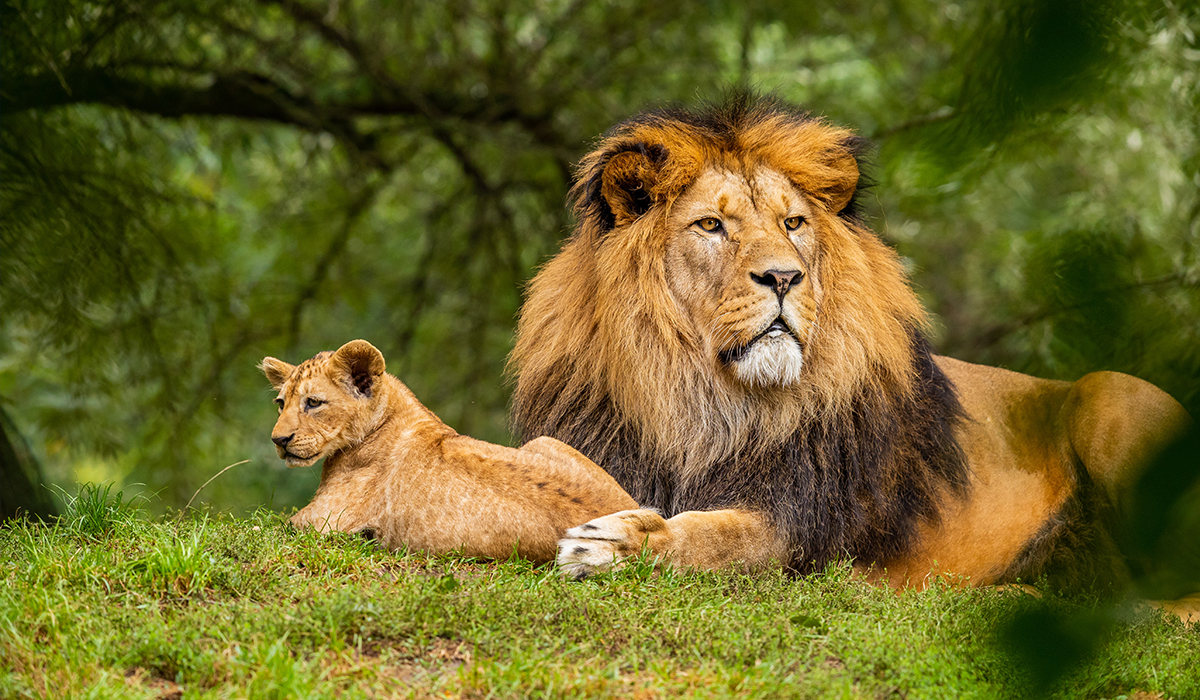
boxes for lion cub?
[260,339,637,562]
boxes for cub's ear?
[259,357,295,390]
[331,340,386,399]
[580,142,667,230]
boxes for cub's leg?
[519,436,600,468]
[514,435,640,514]
[556,508,787,578]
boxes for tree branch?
[965,273,1195,353]
[285,181,386,350]
[2,65,568,152]
[872,106,957,140]
[2,68,326,125]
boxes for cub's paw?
[556,509,668,579]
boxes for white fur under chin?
[732,336,804,387]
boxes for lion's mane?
[510,94,969,571]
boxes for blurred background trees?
[3,0,1198,513]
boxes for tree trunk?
[0,405,57,520]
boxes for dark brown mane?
[514,329,968,572]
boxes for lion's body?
[261,341,637,562]
[509,94,1193,598]
[881,358,1188,589]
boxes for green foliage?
[881,3,1200,415]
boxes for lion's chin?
[283,451,321,468]
[728,335,804,387]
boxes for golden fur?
[508,95,1196,620]
[261,340,636,562]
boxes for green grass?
[1,486,1196,699]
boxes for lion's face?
[265,360,355,467]
[512,96,927,461]
[663,165,821,388]
[260,341,386,467]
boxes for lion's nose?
[272,433,294,448]
[751,268,803,300]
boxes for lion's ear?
[260,357,295,390]
[822,148,860,214]
[331,340,386,399]
[597,143,666,228]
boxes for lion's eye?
[273,398,284,412]
[784,216,804,231]
[304,397,323,409]
[696,217,723,233]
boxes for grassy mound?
[1,485,1195,699]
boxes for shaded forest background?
[3,0,1199,514]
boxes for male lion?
[260,339,636,561]
[509,94,1195,600]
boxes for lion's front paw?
[556,509,668,579]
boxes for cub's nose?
[272,433,294,448]
[751,268,804,300]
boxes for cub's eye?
[304,397,323,409]
[784,216,804,231]
[696,217,723,233]
[274,398,284,412]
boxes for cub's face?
[664,165,821,388]
[260,340,386,467]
